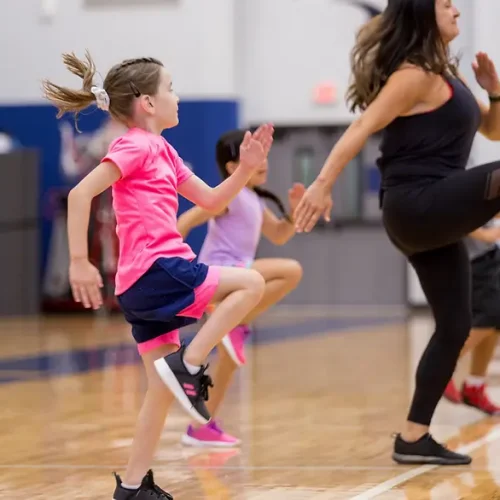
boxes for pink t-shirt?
[102,127,196,295]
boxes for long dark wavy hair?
[346,0,459,113]
[215,129,291,221]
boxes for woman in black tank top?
[294,0,500,466]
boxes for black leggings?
[382,161,500,426]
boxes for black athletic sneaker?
[113,469,173,499]
[392,433,472,465]
[154,344,213,424]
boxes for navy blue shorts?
[117,257,220,352]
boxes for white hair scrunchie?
[91,86,110,111]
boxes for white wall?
[0,0,236,103]
[0,0,386,119]
[240,0,386,125]
[4,0,500,126]
[470,0,500,165]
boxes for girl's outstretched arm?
[178,124,273,213]
[261,183,305,245]
[177,206,226,239]
[261,208,295,245]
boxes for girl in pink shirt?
[43,51,273,500]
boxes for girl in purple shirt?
[178,129,304,447]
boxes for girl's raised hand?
[239,124,274,171]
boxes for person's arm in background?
[469,226,500,243]
[177,206,226,239]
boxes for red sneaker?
[462,383,500,415]
[443,380,462,404]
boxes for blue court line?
[0,314,403,385]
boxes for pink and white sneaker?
[221,325,251,366]
[181,421,241,448]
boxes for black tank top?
[377,75,481,188]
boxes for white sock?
[184,360,201,375]
[121,483,140,491]
[466,375,486,387]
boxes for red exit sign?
[313,82,337,105]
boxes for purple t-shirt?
[198,187,265,266]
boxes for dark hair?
[216,129,290,221]
[42,50,164,128]
[346,0,458,113]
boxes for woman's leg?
[384,161,500,255]
[393,242,472,465]
[416,162,500,248]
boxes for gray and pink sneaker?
[181,421,241,448]
[221,325,251,366]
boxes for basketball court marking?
[349,424,500,499]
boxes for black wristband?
[489,94,500,102]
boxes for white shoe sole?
[221,335,244,367]
[154,357,209,425]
